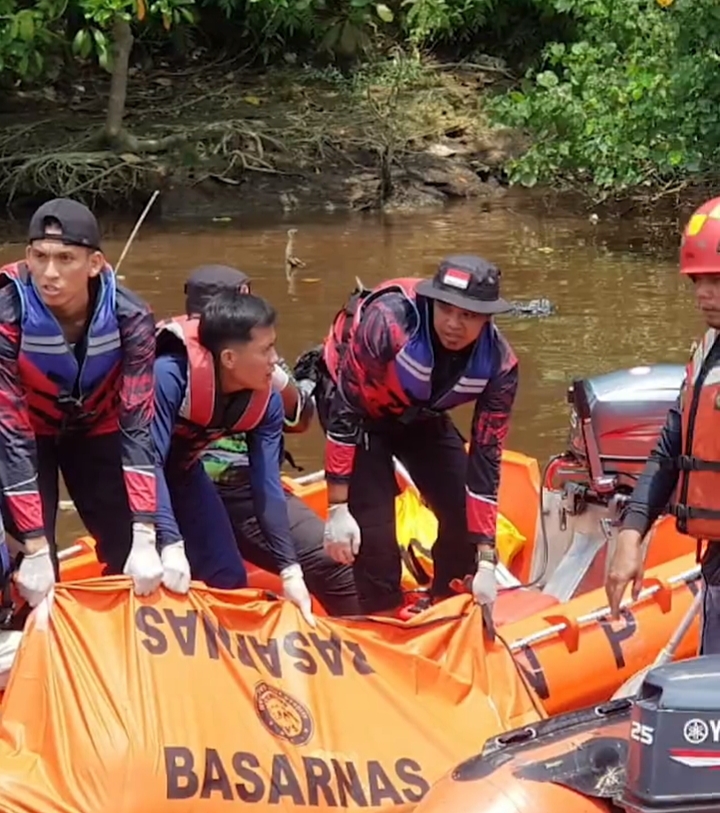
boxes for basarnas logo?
[253,681,314,746]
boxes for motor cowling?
[535,363,686,599]
[618,656,720,813]
[566,363,685,490]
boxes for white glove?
[16,545,55,607]
[281,563,316,627]
[123,523,164,597]
[161,541,191,595]
[471,560,497,606]
[323,503,361,565]
[271,364,290,392]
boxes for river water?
[0,193,700,545]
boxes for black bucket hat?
[184,265,251,315]
[416,255,512,314]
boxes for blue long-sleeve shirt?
[151,352,297,571]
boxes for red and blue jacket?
[322,277,519,547]
[0,262,157,541]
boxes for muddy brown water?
[0,193,699,547]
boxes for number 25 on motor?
[630,720,655,746]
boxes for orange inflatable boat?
[16,361,699,716]
[413,654,720,813]
[46,353,703,720]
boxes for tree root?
[0,150,155,207]
[0,64,484,208]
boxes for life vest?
[0,262,123,434]
[322,277,495,417]
[156,315,271,466]
[668,327,720,540]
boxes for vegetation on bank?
[0,0,716,208]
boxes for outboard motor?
[561,363,686,497]
[535,364,685,599]
[617,655,720,813]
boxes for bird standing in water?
[285,228,306,282]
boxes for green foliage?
[5,0,720,200]
[70,0,195,72]
[0,0,67,80]
[490,0,720,196]
[0,0,562,84]
[401,0,496,46]
[0,0,193,83]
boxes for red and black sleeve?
[0,283,45,540]
[324,293,407,484]
[466,335,519,546]
[116,286,157,523]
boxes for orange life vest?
[670,327,720,540]
[155,316,271,459]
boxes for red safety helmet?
[680,196,720,275]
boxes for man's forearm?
[621,401,682,535]
[328,482,349,505]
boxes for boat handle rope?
[507,565,701,652]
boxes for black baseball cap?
[416,255,512,314]
[184,265,252,315]
[28,198,102,251]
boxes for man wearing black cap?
[0,198,163,608]
[184,265,314,432]
[152,282,320,625]
[186,265,360,616]
[315,256,519,617]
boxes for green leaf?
[17,10,35,42]
[92,28,107,49]
[375,3,393,22]
[72,28,93,59]
[72,28,87,55]
[536,71,559,89]
[97,44,114,73]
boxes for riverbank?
[0,55,531,220]
[1,52,716,226]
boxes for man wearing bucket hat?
[0,198,160,609]
[606,195,720,655]
[314,255,519,616]
[184,265,360,616]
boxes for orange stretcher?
[45,449,701,718]
[0,445,703,813]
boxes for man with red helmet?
[606,195,720,655]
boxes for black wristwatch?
[478,548,497,565]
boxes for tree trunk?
[103,15,134,146]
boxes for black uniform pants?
[2,432,133,578]
[215,479,361,616]
[346,414,476,614]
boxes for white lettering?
[682,718,720,745]
[630,720,655,746]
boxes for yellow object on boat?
[394,487,527,590]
